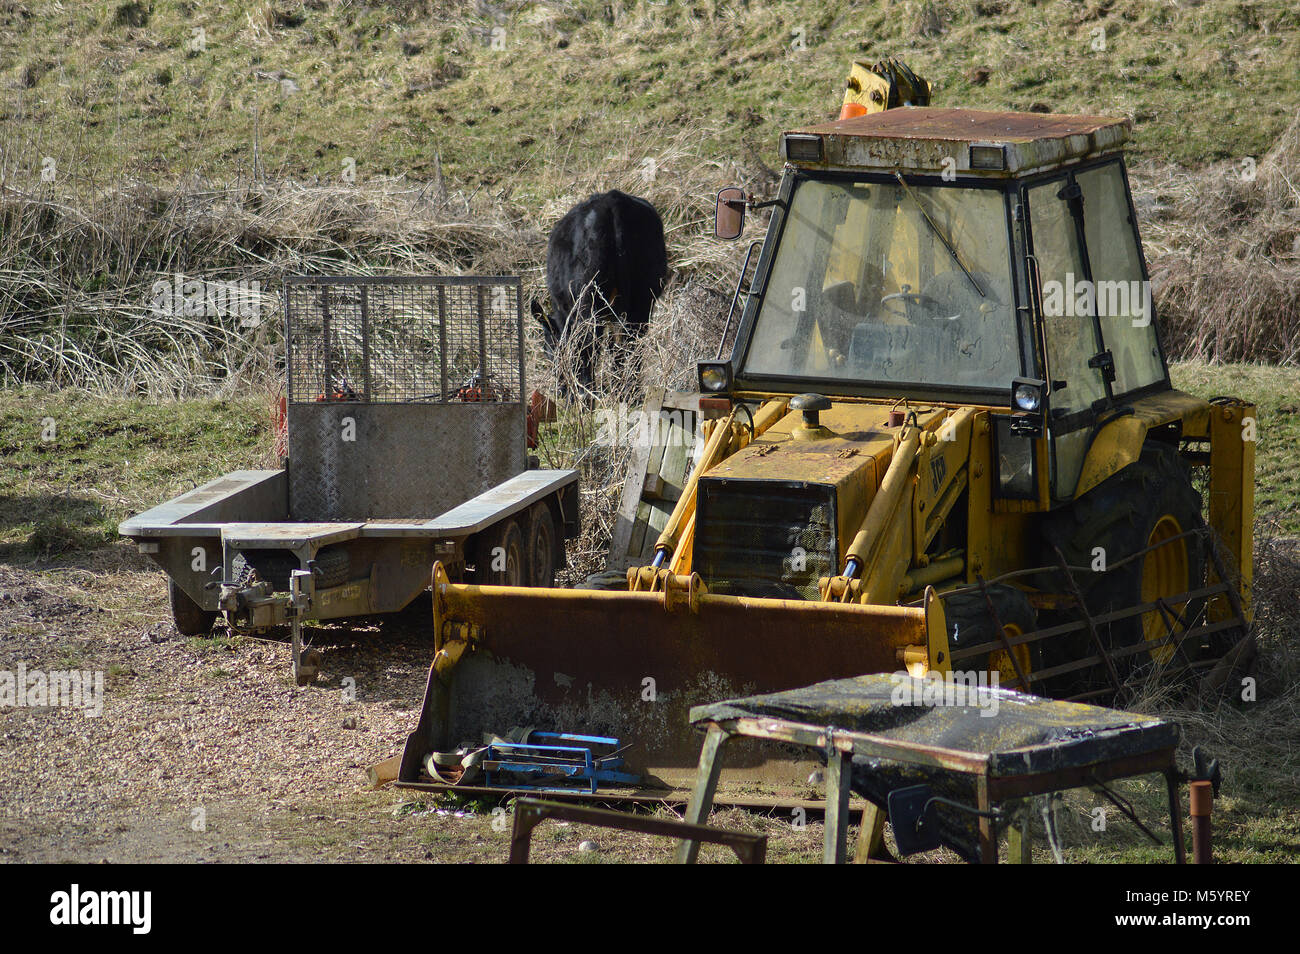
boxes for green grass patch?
[2,0,1296,194]
[0,386,273,565]
[1170,361,1300,535]
[186,633,241,654]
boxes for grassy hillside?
[0,387,273,564]
[2,0,1297,189]
[0,1,1296,393]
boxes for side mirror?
[715,187,747,240]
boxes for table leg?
[1166,768,1187,865]
[977,776,998,864]
[507,800,542,864]
[674,725,729,864]
[1007,801,1032,864]
[824,748,853,864]
[853,801,887,863]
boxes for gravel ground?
[0,558,830,864]
[0,558,447,862]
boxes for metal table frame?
[673,716,1185,865]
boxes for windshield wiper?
[893,172,985,298]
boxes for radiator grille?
[694,479,838,600]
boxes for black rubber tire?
[312,547,351,589]
[1039,441,1207,689]
[941,585,1039,693]
[470,519,526,586]
[525,503,558,588]
[169,578,217,636]
[578,568,630,591]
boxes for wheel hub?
[1140,514,1189,664]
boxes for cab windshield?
[742,177,1023,391]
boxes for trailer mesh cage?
[284,275,525,405]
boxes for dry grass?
[0,118,755,398]
[5,112,1298,405]
[1152,523,1300,799]
[0,174,541,397]
[1139,112,1300,364]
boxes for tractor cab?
[708,108,1166,501]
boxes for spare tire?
[312,546,351,589]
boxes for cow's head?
[531,300,564,351]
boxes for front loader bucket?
[399,565,948,798]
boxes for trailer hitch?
[287,569,320,686]
[207,563,322,684]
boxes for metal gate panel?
[283,276,526,521]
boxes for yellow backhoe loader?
[394,62,1255,800]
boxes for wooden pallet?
[607,389,702,571]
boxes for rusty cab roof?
[781,107,1131,179]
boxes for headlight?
[1011,377,1046,412]
[1014,384,1040,411]
[698,362,731,393]
[781,134,823,163]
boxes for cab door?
[1025,158,1168,500]
[1026,173,1109,498]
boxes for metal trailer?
[120,275,579,682]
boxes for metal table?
[674,674,1185,864]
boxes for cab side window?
[1075,164,1165,395]
[1027,178,1106,498]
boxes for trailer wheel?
[169,578,217,636]
[526,503,558,588]
[471,519,526,586]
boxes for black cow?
[532,190,668,393]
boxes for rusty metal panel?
[428,583,929,788]
[787,107,1131,178]
[287,402,525,521]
